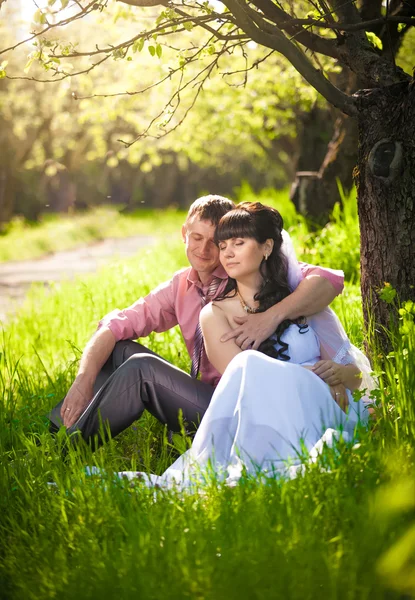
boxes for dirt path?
[0,235,155,323]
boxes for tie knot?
[199,277,221,305]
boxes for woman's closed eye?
[219,239,245,250]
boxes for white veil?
[281,230,376,398]
[282,230,303,292]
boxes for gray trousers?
[49,341,214,445]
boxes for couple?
[49,195,372,485]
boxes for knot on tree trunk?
[368,139,403,182]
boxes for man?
[49,195,344,443]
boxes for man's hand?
[220,312,283,350]
[61,376,94,428]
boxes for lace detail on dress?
[333,340,355,365]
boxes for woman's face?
[218,236,273,280]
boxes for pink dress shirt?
[98,263,344,388]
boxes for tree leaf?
[366,31,383,50]
[148,45,156,57]
[133,38,145,53]
[24,57,35,74]
[34,10,47,25]
[156,43,162,58]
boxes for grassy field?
[1,194,415,599]
[0,207,186,262]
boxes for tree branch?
[325,0,410,85]
[73,32,222,99]
[221,0,358,116]
[118,52,221,145]
[280,15,415,31]
[0,1,98,56]
[116,0,167,5]
[379,0,415,61]
[6,55,110,84]
[247,0,340,59]
[50,13,226,58]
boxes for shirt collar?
[186,264,228,291]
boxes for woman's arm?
[312,344,362,392]
[200,303,243,375]
[312,361,362,391]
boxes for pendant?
[237,288,259,314]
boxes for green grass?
[0,206,186,262]
[1,199,415,599]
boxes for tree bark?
[355,80,415,339]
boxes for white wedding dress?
[113,323,371,489]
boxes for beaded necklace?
[236,288,260,314]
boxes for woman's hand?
[329,383,349,412]
[311,360,344,386]
[303,364,349,411]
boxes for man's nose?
[200,240,212,254]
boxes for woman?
[113,202,373,488]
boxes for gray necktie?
[190,277,222,378]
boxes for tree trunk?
[291,111,358,222]
[355,80,415,341]
[0,166,15,227]
[291,70,359,222]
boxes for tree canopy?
[3,1,415,111]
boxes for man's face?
[182,217,220,277]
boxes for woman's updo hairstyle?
[214,201,307,361]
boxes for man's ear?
[181,224,187,242]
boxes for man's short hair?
[186,195,235,227]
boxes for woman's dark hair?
[214,201,307,360]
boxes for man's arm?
[221,275,339,350]
[61,327,116,427]
[61,273,181,427]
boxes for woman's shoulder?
[211,295,239,313]
[201,299,228,322]
[201,296,239,327]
